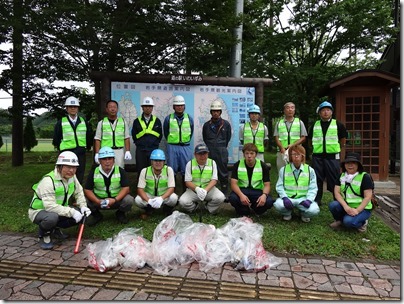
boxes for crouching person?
[84,147,134,226]
[179,143,225,214]
[274,145,319,222]
[135,149,178,219]
[28,151,91,250]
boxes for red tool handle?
[74,216,86,254]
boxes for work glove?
[195,187,207,201]
[94,153,99,164]
[72,209,84,223]
[80,206,92,217]
[100,199,109,209]
[124,151,132,160]
[153,197,164,208]
[282,197,294,210]
[147,198,156,208]
[299,199,312,208]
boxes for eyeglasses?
[291,154,302,157]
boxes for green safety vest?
[60,117,87,150]
[167,113,191,144]
[341,172,372,210]
[93,165,121,198]
[30,171,75,209]
[283,164,310,199]
[191,158,213,188]
[277,118,301,151]
[312,119,340,154]
[135,116,160,139]
[237,159,264,190]
[101,117,125,148]
[144,166,169,196]
[243,122,265,152]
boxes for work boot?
[140,205,153,220]
[52,228,69,240]
[116,210,129,224]
[38,229,54,250]
[87,210,103,227]
[162,204,174,217]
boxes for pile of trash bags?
[87,211,282,275]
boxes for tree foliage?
[23,116,38,152]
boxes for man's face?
[290,151,303,167]
[100,157,115,171]
[210,110,221,120]
[195,152,208,165]
[66,106,79,117]
[173,104,185,115]
[151,160,165,171]
[284,104,295,117]
[249,112,260,122]
[106,102,118,118]
[61,165,77,179]
[243,150,257,166]
[142,105,153,116]
[319,107,332,120]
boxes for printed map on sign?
[111,82,255,164]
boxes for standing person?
[53,96,93,183]
[329,153,374,232]
[239,105,269,162]
[202,100,232,196]
[228,143,273,217]
[163,95,194,191]
[131,96,163,174]
[308,101,347,205]
[179,143,225,214]
[273,102,307,172]
[273,145,319,222]
[94,100,132,169]
[28,151,91,250]
[135,149,178,219]
[84,147,134,226]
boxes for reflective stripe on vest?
[283,164,310,199]
[341,172,372,210]
[30,172,75,209]
[135,116,160,139]
[167,113,191,144]
[243,122,265,152]
[237,160,264,190]
[60,117,87,150]
[312,119,340,153]
[101,117,125,148]
[278,118,301,150]
[191,158,213,188]
[144,165,169,196]
[93,165,121,198]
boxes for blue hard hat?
[316,101,333,113]
[98,147,115,159]
[150,149,166,161]
[248,105,261,114]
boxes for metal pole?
[230,0,244,78]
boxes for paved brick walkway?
[0,233,400,300]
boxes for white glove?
[72,210,84,223]
[283,148,289,163]
[80,206,91,217]
[124,151,132,160]
[94,153,99,164]
[195,187,207,201]
[153,197,164,208]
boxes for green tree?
[0,135,3,149]
[23,117,38,152]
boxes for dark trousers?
[208,147,229,191]
[312,156,340,204]
[229,188,273,216]
[33,210,77,234]
[135,149,152,174]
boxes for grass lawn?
[0,151,400,261]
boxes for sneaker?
[301,216,310,223]
[329,221,342,229]
[116,210,129,224]
[283,214,292,221]
[357,220,368,233]
[87,210,103,227]
[38,233,54,250]
[52,228,69,240]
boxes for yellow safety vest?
[341,172,372,210]
[93,165,121,198]
[191,158,213,188]
[243,122,265,152]
[277,118,301,151]
[237,160,264,190]
[167,113,191,144]
[144,166,169,196]
[283,164,310,199]
[101,117,125,148]
[312,119,340,153]
[60,117,87,150]
[135,116,160,139]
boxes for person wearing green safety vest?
[179,143,225,214]
[308,101,347,206]
[84,146,134,226]
[273,102,307,172]
[94,100,132,169]
[131,96,163,174]
[53,96,93,183]
[329,153,374,233]
[239,104,269,162]
[273,145,319,222]
[28,151,91,250]
[135,149,178,219]
[228,143,273,217]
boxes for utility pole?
[229,0,244,78]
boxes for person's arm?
[52,120,62,150]
[275,167,287,198]
[84,189,102,206]
[356,189,373,213]
[306,166,318,202]
[111,186,130,205]
[163,116,169,139]
[132,119,138,144]
[226,121,232,146]
[189,114,194,138]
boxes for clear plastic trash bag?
[87,238,117,272]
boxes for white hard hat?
[56,151,79,166]
[210,100,222,111]
[141,96,154,106]
[173,95,185,105]
[65,96,80,107]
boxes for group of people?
[29,96,375,250]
